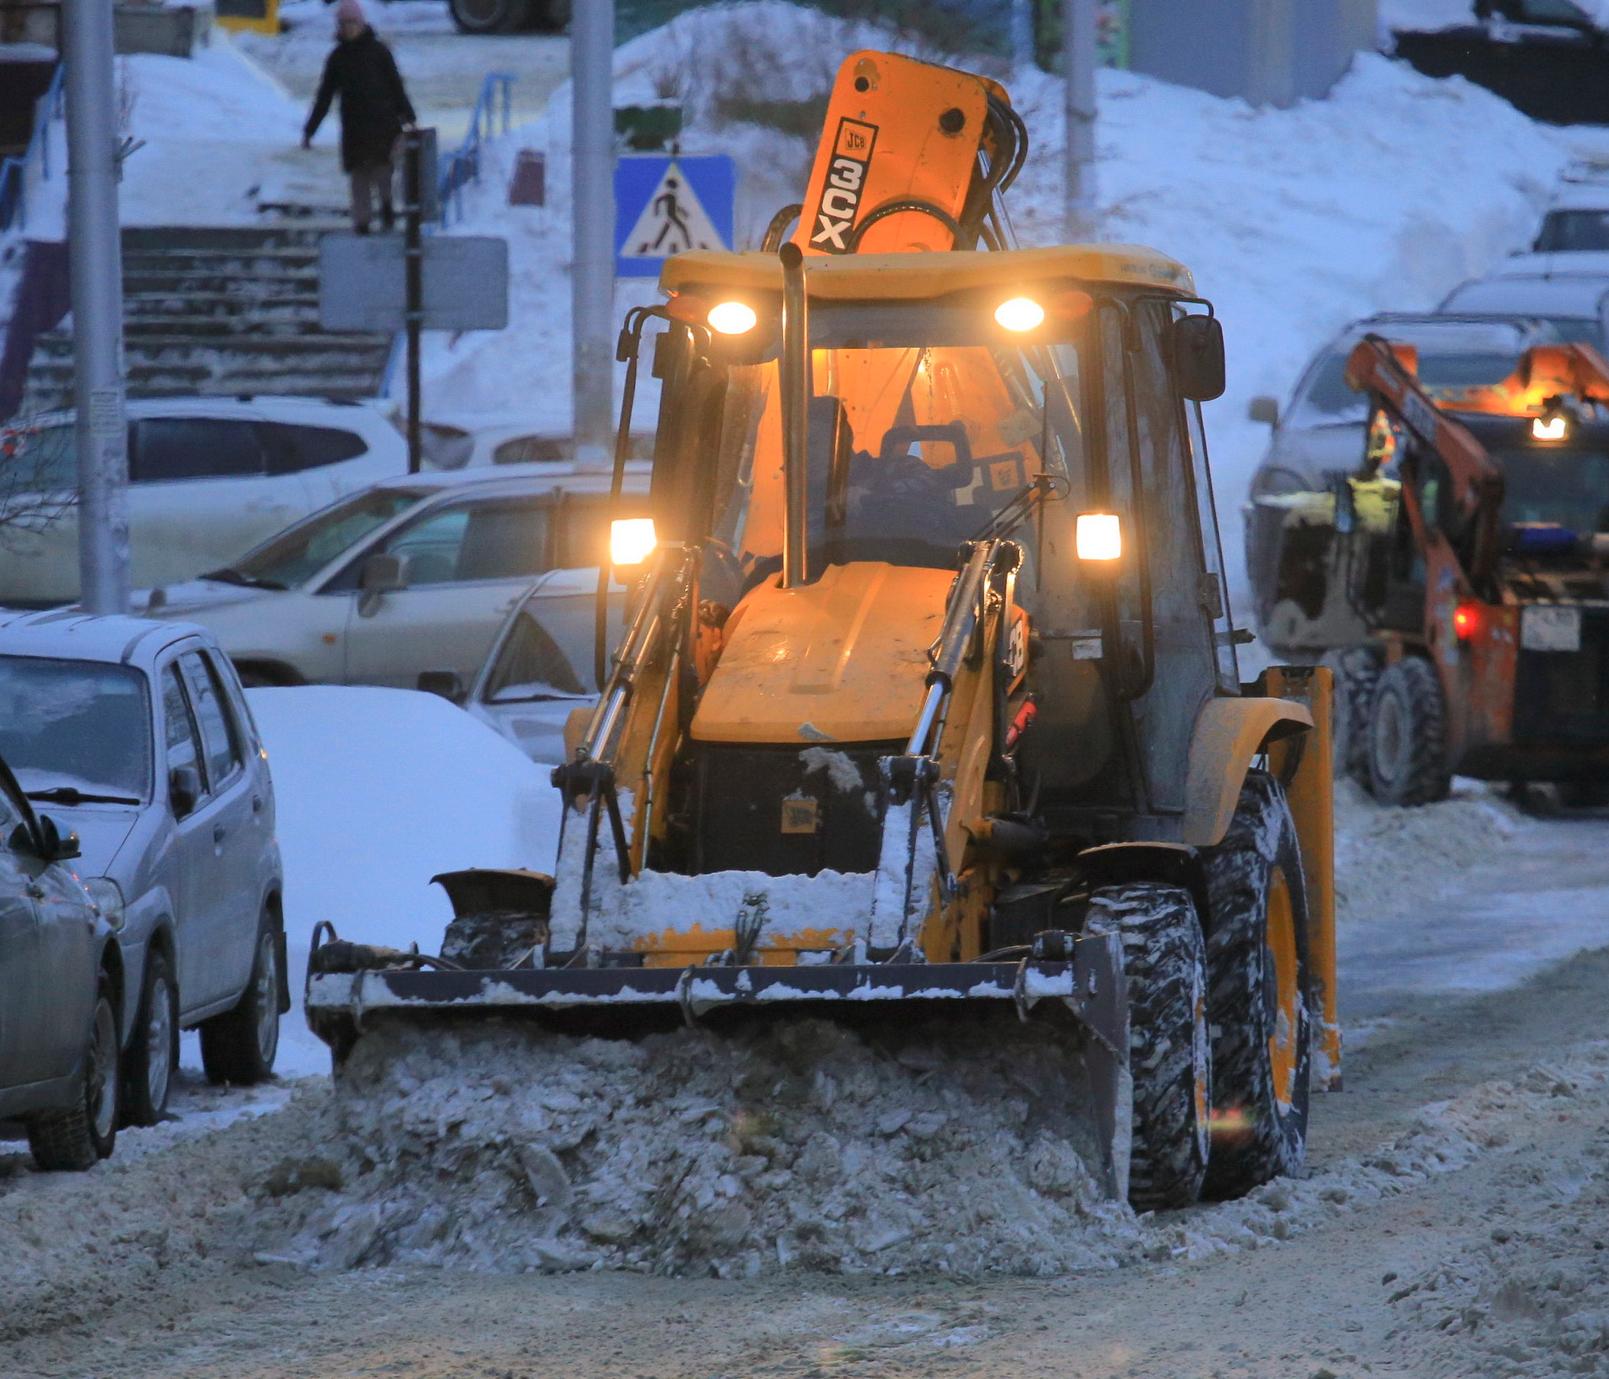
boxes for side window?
[132,419,267,483]
[493,435,566,465]
[260,424,368,476]
[161,665,206,786]
[377,499,551,586]
[204,649,261,754]
[179,651,243,789]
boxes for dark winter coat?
[304,28,416,173]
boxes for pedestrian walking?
[301,0,417,234]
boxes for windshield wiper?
[25,786,141,806]
[200,566,287,591]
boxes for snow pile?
[257,1013,1139,1278]
[1333,777,1524,922]
[239,686,559,1075]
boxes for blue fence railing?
[0,63,66,235]
[438,70,515,226]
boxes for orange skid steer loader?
[307,51,1335,1211]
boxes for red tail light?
[1453,602,1480,639]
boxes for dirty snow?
[255,1013,1132,1278]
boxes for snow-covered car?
[1437,274,1609,349]
[142,464,650,692]
[0,749,123,1171]
[0,612,287,1126]
[0,396,411,608]
[1532,181,1609,253]
[1244,312,1559,498]
[456,567,629,764]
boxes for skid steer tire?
[1085,883,1211,1213]
[1366,656,1450,806]
[1201,771,1312,1200]
[1319,646,1380,782]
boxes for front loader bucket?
[304,927,1132,1198]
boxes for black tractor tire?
[1366,656,1451,806]
[122,947,177,1127]
[448,0,529,34]
[1201,771,1312,1199]
[1559,779,1609,809]
[200,918,281,1086]
[1085,883,1211,1213]
[1319,646,1380,782]
[29,982,119,1171]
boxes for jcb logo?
[811,119,877,253]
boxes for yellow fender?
[1181,697,1312,848]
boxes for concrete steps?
[20,222,393,416]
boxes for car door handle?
[252,795,264,815]
[213,825,226,845]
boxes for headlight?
[994,296,1045,332]
[610,517,658,567]
[1075,511,1124,562]
[707,301,758,335]
[82,876,125,931]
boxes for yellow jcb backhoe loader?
[307,50,1335,1211]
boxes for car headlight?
[82,876,125,931]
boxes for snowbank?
[237,686,559,1074]
[418,3,1569,602]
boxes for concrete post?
[64,0,129,613]
[571,0,614,466]
[1063,0,1098,243]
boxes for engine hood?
[142,579,274,616]
[39,805,141,878]
[690,562,950,745]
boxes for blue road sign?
[614,154,736,278]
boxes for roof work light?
[610,517,658,567]
[1076,512,1123,562]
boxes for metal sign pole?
[64,0,129,613]
[571,0,614,465]
[1063,0,1098,243]
[403,129,423,475]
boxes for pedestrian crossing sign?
[614,155,736,278]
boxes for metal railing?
[0,63,66,235]
[438,70,515,226]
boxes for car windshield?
[228,487,424,588]
[1536,210,1609,253]
[709,294,1084,578]
[0,657,152,801]
[1298,346,1531,423]
[1492,446,1609,533]
[485,609,588,700]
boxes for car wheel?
[29,981,119,1171]
[448,0,529,33]
[122,948,177,1127]
[199,918,281,1086]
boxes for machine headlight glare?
[994,296,1046,333]
[1533,413,1567,440]
[610,517,658,567]
[1076,512,1123,562]
[707,301,758,336]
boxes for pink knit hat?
[335,0,365,25]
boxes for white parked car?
[0,396,411,607]
[143,465,649,691]
[458,567,628,764]
[1437,274,1609,350]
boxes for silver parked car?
[142,464,649,692]
[1436,275,1609,351]
[457,567,629,764]
[0,751,123,1170]
[0,612,286,1125]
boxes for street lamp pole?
[64,0,130,613]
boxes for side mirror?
[1248,395,1280,427]
[360,551,411,594]
[358,552,410,617]
[37,814,80,862]
[416,669,466,704]
[1173,314,1226,402]
[169,764,201,818]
